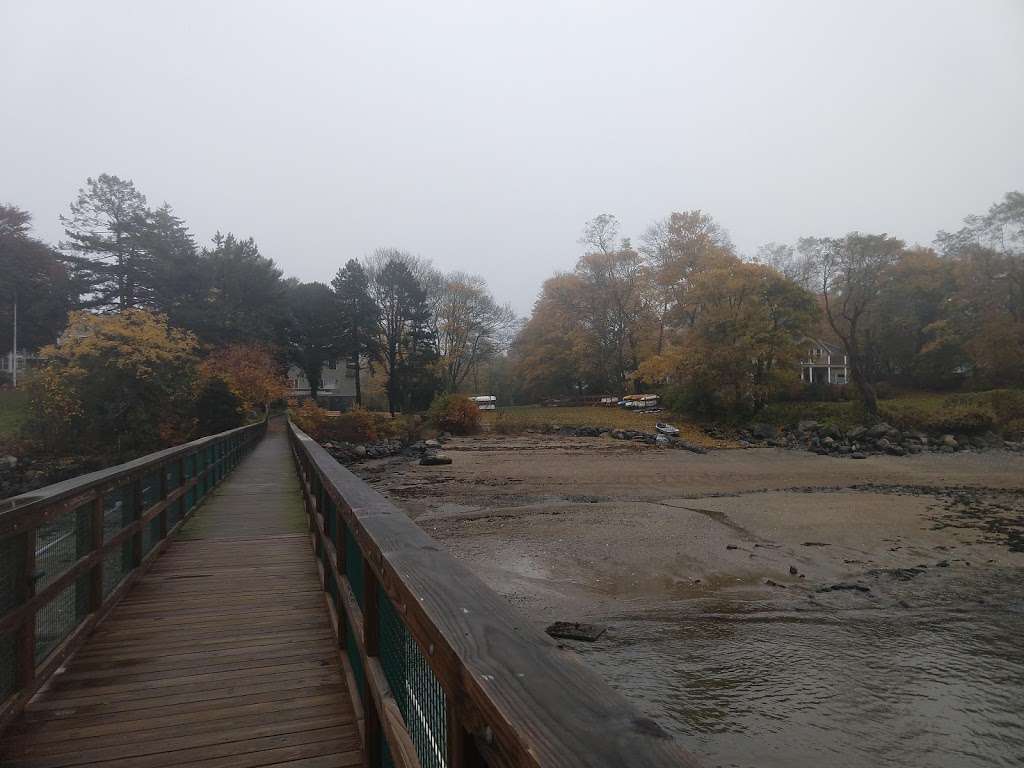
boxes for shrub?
[290,399,330,439]
[1003,418,1024,440]
[923,406,996,435]
[393,414,424,443]
[662,383,727,419]
[195,378,244,435]
[882,402,996,435]
[427,394,481,435]
[322,408,379,443]
[29,310,198,456]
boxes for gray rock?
[851,451,868,459]
[424,439,441,448]
[749,423,778,440]
[420,452,452,466]
[885,444,907,456]
[876,437,892,450]
[866,422,894,439]
[352,445,368,458]
[0,455,17,469]
[848,426,868,440]
[940,434,958,448]
[797,420,820,433]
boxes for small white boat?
[655,422,680,436]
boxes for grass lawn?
[0,389,30,438]
[481,405,725,446]
[757,389,1024,435]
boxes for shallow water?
[575,580,1024,768]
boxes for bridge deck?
[1,422,364,768]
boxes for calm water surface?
[576,575,1024,768]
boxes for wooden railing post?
[89,496,104,612]
[447,703,486,768]
[130,476,143,570]
[158,461,169,541]
[15,532,36,692]
[363,563,381,768]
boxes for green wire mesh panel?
[34,504,88,592]
[379,595,449,768]
[345,526,364,609]
[345,619,365,699]
[102,484,134,597]
[35,504,92,631]
[34,577,88,663]
[0,533,26,701]
[166,462,184,526]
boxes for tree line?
[1,174,517,422]
[512,192,1024,416]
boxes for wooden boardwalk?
[1,422,364,768]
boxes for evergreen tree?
[60,174,153,311]
[0,206,72,355]
[192,233,288,346]
[331,259,379,406]
[286,281,342,402]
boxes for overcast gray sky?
[3,0,1022,314]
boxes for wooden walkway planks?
[1,421,364,768]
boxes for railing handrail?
[0,420,266,528]
[288,418,699,768]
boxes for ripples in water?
[576,592,1024,767]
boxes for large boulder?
[420,452,453,466]
[749,423,778,440]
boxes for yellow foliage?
[30,310,199,455]
[199,344,287,413]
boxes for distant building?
[800,338,848,385]
[1,349,34,383]
[287,359,358,411]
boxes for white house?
[799,338,848,385]
[1,349,34,385]
[287,359,358,410]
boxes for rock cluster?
[321,434,455,466]
[534,424,710,453]
[738,420,1022,458]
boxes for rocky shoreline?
[736,420,1024,458]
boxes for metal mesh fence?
[35,504,88,592]
[380,595,449,768]
[35,578,87,663]
[166,462,184,526]
[345,525,364,609]
[102,484,134,597]
[346,618,365,700]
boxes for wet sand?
[356,435,1024,767]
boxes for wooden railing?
[288,420,700,768]
[0,418,267,734]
